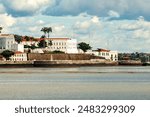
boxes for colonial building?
[0,34,16,52]
[11,43,24,52]
[10,51,27,61]
[46,38,78,53]
[22,37,78,54]
[90,48,118,61]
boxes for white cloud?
[91,16,100,23]
[36,20,45,25]
[0,14,16,27]
[108,10,120,18]
[53,25,65,32]
[0,4,6,14]
[133,29,150,39]
[6,0,55,14]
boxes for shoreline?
[0,60,149,68]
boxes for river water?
[0,66,150,100]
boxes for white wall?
[11,44,24,52]
[0,34,16,51]
[66,39,78,53]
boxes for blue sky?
[0,0,150,52]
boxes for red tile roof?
[15,51,23,54]
[97,48,110,52]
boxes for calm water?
[0,66,150,100]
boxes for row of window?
[13,54,26,57]
[11,58,27,61]
[99,52,109,56]
[52,42,66,46]
[50,47,67,49]
[0,41,14,45]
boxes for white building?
[0,34,16,52]
[11,44,24,52]
[21,37,78,53]
[90,48,118,61]
[44,38,78,53]
[10,51,27,61]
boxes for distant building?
[0,34,78,54]
[0,34,16,52]
[10,51,27,61]
[89,48,118,61]
[38,38,78,53]
[11,44,24,52]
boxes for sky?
[0,0,150,52]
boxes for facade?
[21,37,78,53]
[11,44,24,52]
[21,40,38,46]
[10,51,27,61]
[92,48,118,61]
[40,38,78,53]
[0,34,16,52]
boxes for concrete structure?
[43,38,78,53]
[89,48,118,61]
[11,44,24,52]
[21,40,38,46]
[0,34,16,52]
[10,51,27,61]
[21,37,78,54]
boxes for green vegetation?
[1,50,14,60]
[41,27,52,38]
[51,50,65,54]
[0,27,2,33]
[38,39,47,48]
[24,45,38,50]
[40,27,53,48]
[24,36,30,41]
[78,42,92,52]
[14,34,22,44]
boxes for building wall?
[89,50,118,61]
[0,34,16,52]
[11,44,24,52]
[45,38,78,53]
[66,39,78,53]
[10,53,27,61]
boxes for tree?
[78,42,92,53]
[38,39,47,48]
[30,44,38,50]
[0,27,2,33]
[1,50,14,60]
[24,36,30,41]
[40,27,53,47]
[47,27,52,38]
[41,27,52,38]
[14,34,22,44]
[41,27,48,37]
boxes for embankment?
[0,61,33,68]
[33,60,118,67]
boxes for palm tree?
[47,27,52,38]
[47,27,53,47]
[0,27,2,33]
[40,27,53,47]
[41,27,48,37]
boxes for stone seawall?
[33,60,118,67]
[0,61,33,67]
[28,53,104,60]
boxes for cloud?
[0,0,150,21]
[3,0,55,16]
[108,10,120,18]
[44,0,150,20]
[0,3,6,14]
[0,14,16,27]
